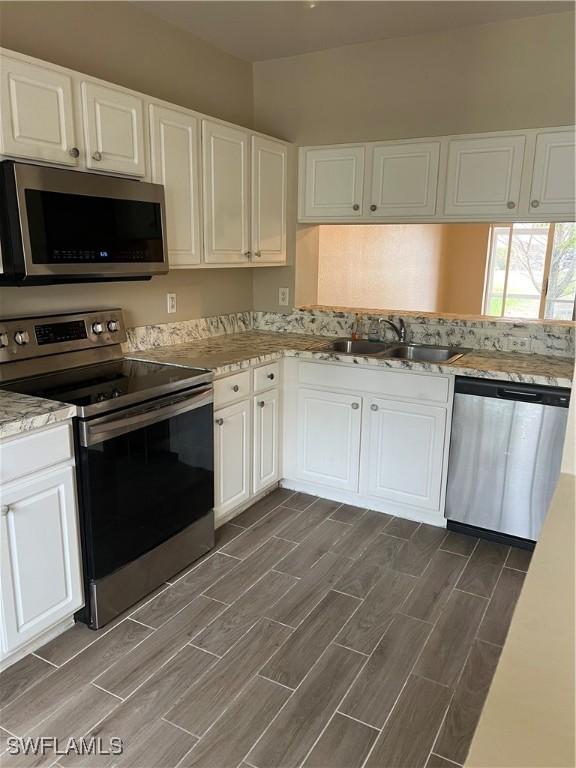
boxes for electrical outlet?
[167,293,177,314]
[278,287,289,307]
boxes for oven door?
[1,161,167,281]
[76,386,214,586]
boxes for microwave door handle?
[79,387,213,447]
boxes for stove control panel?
[0,309,127,366]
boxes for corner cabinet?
[251,136,287,263]
[0,422,83,668]
[298,126,575,223]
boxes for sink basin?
[382,344,466,363]
[327,339,390,354]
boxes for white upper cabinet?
[301,145,365,218]
[251,136,287,263]
[528,130,576,217]
[150,104,201,266]
[202,120,250,264]
[81,81,146,176]
[0,55,79,166]
[443,134,526,217]
[367,141,440,217]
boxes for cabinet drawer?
[298,362,449,404]
[253,362,281,393]
[214,371,250,407]
[0,423,74,485]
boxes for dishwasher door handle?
[497,388,543,404]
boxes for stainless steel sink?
[382,344,467,363]
[328,339,390,354]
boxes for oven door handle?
[79,386,213,446]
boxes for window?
[483,222,576,320]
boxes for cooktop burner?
[3,358,211,417]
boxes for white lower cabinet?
[362,396,447,510]
[296,388,362,492]
[253,389,280,493]
[0,462,83,658]
[214,399,251,520]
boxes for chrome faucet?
[378,317,407,343]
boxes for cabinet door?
[253,389,280,493]
[296,388,362,491]
[251,136,287,264]
[150,104,201,266]
[214,400,251,520]
[444,135,525,216]
[0,466,83,654]
[81,81,146,176]
[363,397,446,510]
[368,142,440,217]
[0,55,79,165]
[202,120,250,264]
[302,146,365,218]
[528,130,576,217]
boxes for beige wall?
[0,1,255,326]
[317,224,446,311]
[253,12,575,145]
[441,225,491,314]
[313,223,490,314]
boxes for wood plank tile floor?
[0,488,531,768]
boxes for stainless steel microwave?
[0,161,168,284]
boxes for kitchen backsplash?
[126,309,575,358]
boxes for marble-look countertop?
[0,390,77,440]
[128,331,574,388]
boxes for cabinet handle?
[258,400,265,408]
[1,505,10,516]
[68,147,80,158]
[506,201,516,209]
[243,251,251,258]
[232,384,240,392]
[370,204,377,212]
[531,200,540,208]
[370,403,379,411]
[351,402,360,410]
[255,250,262,258]
[352,204,360,211]
[267,373,275,380]
[215,418,224,426]
[92,151,103,161]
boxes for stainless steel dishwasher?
[445,377,570,545]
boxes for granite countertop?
[128,331,574,388]
[0,390,77,440]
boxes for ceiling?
[135,1,574,62]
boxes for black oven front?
[75,384,214,628]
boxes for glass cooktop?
[2,358,211,417]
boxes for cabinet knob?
[370,403,379,411]
[255,251,262,258]
[351,402,360,410]
[232,384,240,392]
[352,204,360,211]
[1,505,10,516]
[258,400,265,408]
[243,251,251,258]
[531,200,540,208]
[369,204,377,212]
[506,201,516,209]
[92,151,103,161]
[267,373,275,380]
[215,418,224,426]
[68,147,80,158]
